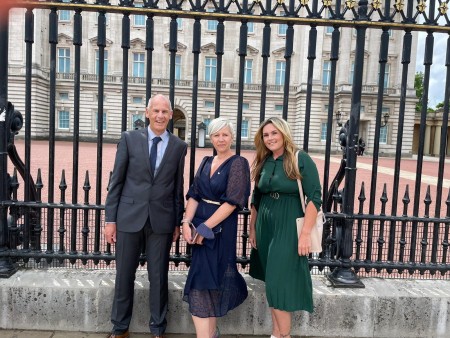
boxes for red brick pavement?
[7,139,450,217]
[313,153,450,216]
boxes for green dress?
[249,151,322,312]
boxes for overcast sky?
[415,9,448,109]
[415,32,447,108]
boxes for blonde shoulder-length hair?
[208,117,235,139]
[251,117,301,184]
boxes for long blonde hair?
[251,117,301,184]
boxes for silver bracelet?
[181,219,193,226]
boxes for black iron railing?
[0,0,450,286]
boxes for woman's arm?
[193,202,236,244]
[298,201,318,256]
[204,202,237,228]
[193,156,248,244]
[297,151,322,255]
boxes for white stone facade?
[6,1,418,154]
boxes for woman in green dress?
[249,117,322,338]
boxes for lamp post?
[198,122,206,148]
[335,110,343,127]
[381,111,390,127]
[327,109,365,288]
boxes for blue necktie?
[150,136,162,174]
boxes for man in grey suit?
[104,94,187,338]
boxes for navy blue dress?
[183,155,250,318]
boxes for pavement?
[8,140,450,218]
[2,270,449,338]
[0,331,270,338]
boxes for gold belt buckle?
[270,192,279,199]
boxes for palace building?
[7,1,419,155]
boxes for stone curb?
[0,270,449,337]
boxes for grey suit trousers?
[111,219,173,335]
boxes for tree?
[415,71,436,113]
[435,101,444,110]
[415,72,424,112]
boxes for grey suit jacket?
[105,128,187,233]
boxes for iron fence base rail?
[327,267,366,288]
[0,256,17,278]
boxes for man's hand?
[105,222,117,244]
[172,226,181,242]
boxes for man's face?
[146,96,173,135]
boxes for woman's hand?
[298,232,311,256]
[182,222,204,245]
[298,202,318,255]
[182,223,193,244]
[193,234,204,245]
[249,229,257,249]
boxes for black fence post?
[0,2,17,278]
[327,0,369,288]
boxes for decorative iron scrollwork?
[372,0,382,10]
[346,0,356,9]
[323,0,332,7]
[416,0,426,13]
[439,1,448,15]
[5,102,23,145]
[394,0,404,12]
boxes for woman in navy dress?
[182,117,250,338]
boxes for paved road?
[0,330,336,338]
[8,139,450,216]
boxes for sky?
[415,31,447,108]
[415,5,448,109]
